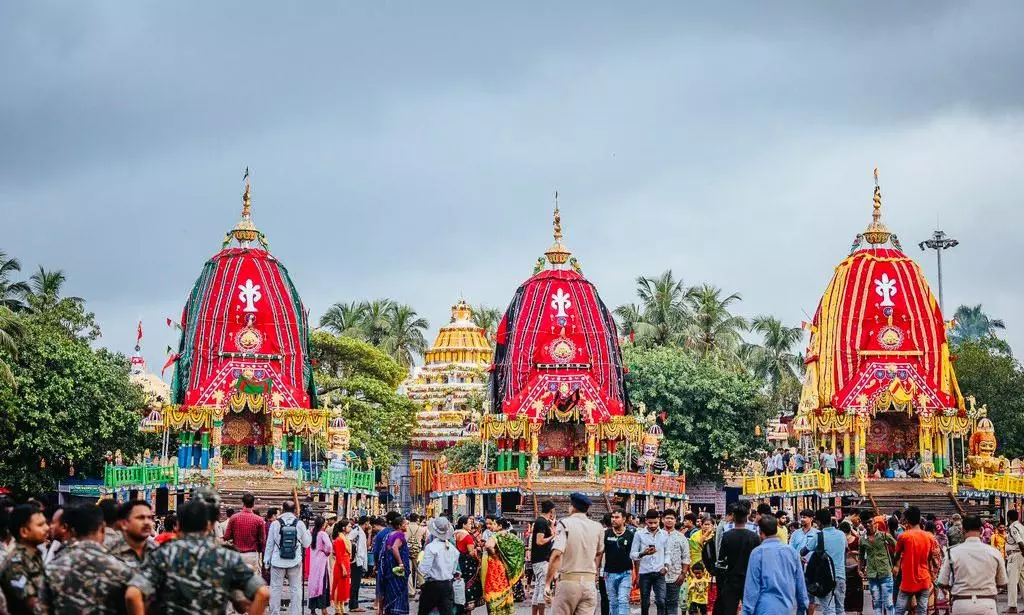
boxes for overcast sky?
[2,1,1022,373]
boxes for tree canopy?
[952,337,1024,458]
[310,331,419,469]
[319,298,429,368]
[623,345,773,482]
[0,298,151,494]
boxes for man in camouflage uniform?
[99,499,122,551]
[106,501,155,569]
[0,505,50,615]
[46,505,132,614]
[125,490,270,615]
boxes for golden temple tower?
[403,299,493,504]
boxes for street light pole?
[918,229,959,314]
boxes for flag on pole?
[136,321,143,343]
[161,353,180,377]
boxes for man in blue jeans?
[603,509,636,615]
[631,509,669,615]
[800,508,846,615]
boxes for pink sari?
[308,530,334,599]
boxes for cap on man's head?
[569,492,591,512]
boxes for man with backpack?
[801,508,845,615]
[264,499,313,615]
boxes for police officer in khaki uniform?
[937,514,1007,615]
[545,493,604,615]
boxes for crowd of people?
[762,448,929,481]
[1,489,1022,615]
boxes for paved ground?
[300,582,1012,614]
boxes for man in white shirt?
[630,509,669,615]
[417,517,459,615]
[349,515,370,612]
[263,500,312,615]
[661,510,690,615]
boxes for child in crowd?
[686,562,711,615]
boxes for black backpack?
[804,532,837,598]
[278,517,300,560]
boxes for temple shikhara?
[403,299,492,505]
[432,202,685,514]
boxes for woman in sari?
[332,519,353,614]
[380,515,411,615]
[455,516,481,615]
[481,518,525,615]
[308,516,335,615]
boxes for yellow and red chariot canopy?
[802,246,964,416]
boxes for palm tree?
[471,304,502,342]
[319,301,366,338]
[0,251,30,312]
[383,303,429,369]
[613,303,646,342]
[358,299,396,347]
[744,315,803,392]
[27,266,81,313]
[950,304,1006,345]
[0,305,21,384]
[620,270,692,346]
[686,284,748,359]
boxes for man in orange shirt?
[892,507,934,615]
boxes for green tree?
[25,266,97,340]
[0,306,21,384]
[743,315,804,396]
[358,299,396,347]
[624,345,772,482]
[0,300,150,494]
[383,303,429,369]
[685,284,748,360]
[310,331,419,469]
[612,303,645,343]
[319,301,366,338]
[444,440,495,473]
[617,270,691,347]
[952,338,1024,457]
[0,251,30,312]
[471,304,502,342]
[950,304,1007,346]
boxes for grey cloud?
[1,1,1022,368]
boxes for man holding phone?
[631,509,669,615]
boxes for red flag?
[136,321,143,343]
[161,353,180,377]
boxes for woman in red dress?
[332,519,353,613]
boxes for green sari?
[481,532,526,615]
